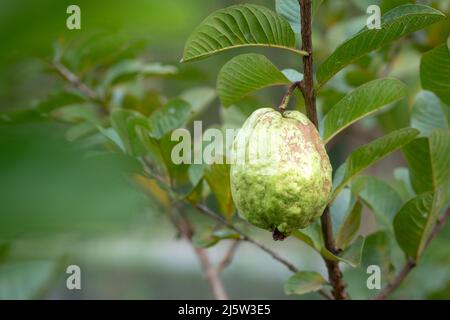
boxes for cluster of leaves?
[0,0,449,299]
[180,0,450,298]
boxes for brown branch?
[50,61,108,115]
[216,241,240,274]
[373,207,450,300]
[195,203,299,273]
[299,0,317,127]
[193,203,333,300]
[299,0,348,300]
[192,246,229,300]
[175,210,229,300]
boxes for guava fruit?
[230,108,332,240]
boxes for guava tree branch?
[49,60,108,115]
[373,207,450,300]
[298,0,348,300]
[173,210,229,300]
[194,204,299,273]
[216,241,240,274]
[194,204,332,300]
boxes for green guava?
[230,108,332,240]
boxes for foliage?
[0,0,449,300]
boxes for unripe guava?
[230,108,332,240]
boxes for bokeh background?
[0,0,449,299]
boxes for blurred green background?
[0,0,449,299]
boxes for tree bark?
[299,0,348,300]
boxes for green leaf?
[336,201,362,250]
[181,4,306,63]
[217,54,290,107]
[352,176,403,228]
[394,192,438,260]
[421,44,450,106]
[317,4,445,86]
[332,128,419,201]
[192,226,240,248]
[362,231,393,280]
[402,129,450,194]
[102,60,177,89]
[51,103,100,124]
[284,271,327,296]
[188,164,204,187]
[149,99,192,139]
[275,0,323,33]
[111,109,148,156]
[293,223,364,267]
[204,163,235,220]
[411,91,449,137]
[320,78,407,144]
[340,236,365,267]
[393,167,416,201]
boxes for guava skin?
[230,108,332,239]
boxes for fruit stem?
[278,81,301,113]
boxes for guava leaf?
[193,226,240,248]
[181,4,306,63]
[284,271,327,296]
[336,201,362,250]
[204,163,235,220]
[352,176,403,229]
[420,44,450,106]
[402,129,450,195]
[317,4,445,86]
[217,54,290,107]
[411,91,449,137]
[149,98,192,139]
[362,231,394,283]
[339,236,365,267]
[293,224,365,267]
[102,60,177,89]
[320,78,407,144]
[111,109,149,156]
[332,128,419,201]
[393,192,439,260]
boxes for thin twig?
[193,204,333,300]
[50,60,108,115]
[299,0,348,300]
[193,246,229,300]
[216,241,240,274]
[175,208,229,300]
[195,204,299,273]
[373,208,450,300]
